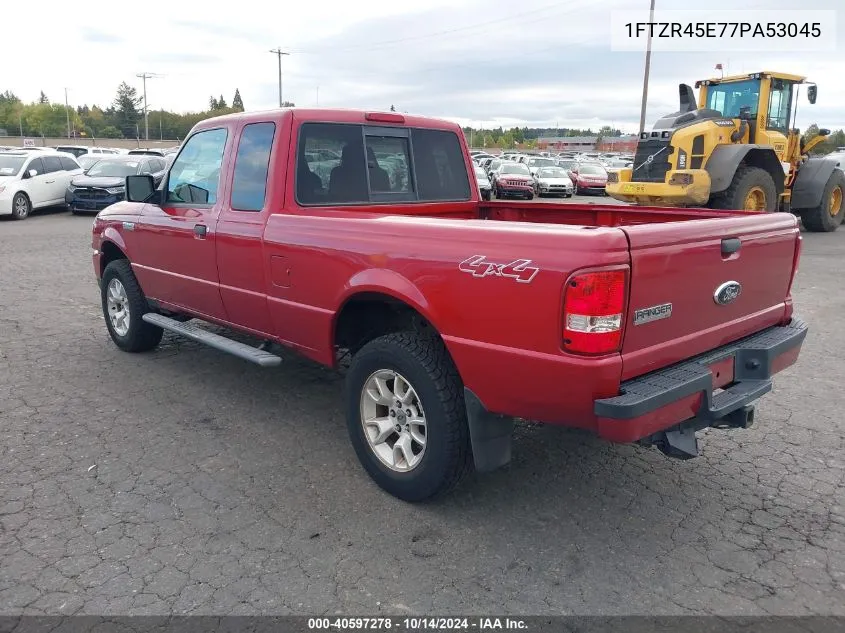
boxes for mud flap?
[464,388,514,472]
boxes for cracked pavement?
[0,208,844,616]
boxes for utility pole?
[19,111,23,137]
[136,72,161,141]
[638,0,656,136]
[269,48,290,107]
[64,88,71,138]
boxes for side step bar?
[142,313,282,367]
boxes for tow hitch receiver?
[643,403,758,460]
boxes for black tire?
[345,332,472,502]
[101,260,163,353]
[481,190,491,201]
[709,165,778,212]
[799,169,845,233]
[11,192,31,220]
[526,192,534,200]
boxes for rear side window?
[60,157,79,171]
[231,122,276,211]
[42,156,63,173]
[411,129,471,201]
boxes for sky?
[4,0,844,133]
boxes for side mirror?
[807,85,817,104]
[126,174,156,203]
[23,169,37,179]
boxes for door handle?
[193,224,207,239]
[45,180,55,184]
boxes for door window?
[767,82,792,133]
[166,128,228,205]
[26,157,45,176]
[231,122,276,211]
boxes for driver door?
[132,127,231,321]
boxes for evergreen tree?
[218,94,227,109]
[232,89,244,111]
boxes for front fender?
[792,159,840,210]
[705,144,783,195]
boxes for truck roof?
[192,107,464,135]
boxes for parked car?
[0,151,82,219]
[91,107,807,501]
[127,148,166,157]
[604,158,634,173]
[525,156,557,177]
[491,162,534,199]
[485,159,502,177]
[555,158,577,174]
[534,166,574,197]
[77,155,103,171]
[475,165,492,201]
[54,145,119,158]
[66,155,167,214]
[569,162,608,195]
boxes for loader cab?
[696,72,807,164]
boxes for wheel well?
[100,241,128,277]
[334,293,438,357]
[740,149,785,197]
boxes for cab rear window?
[296,122,471,206]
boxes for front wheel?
[345,332,472,502]
[799,169,845,232]
[710,165,777,212]
[101,260,163,352]
[11,193,31,220]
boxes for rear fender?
[706,145,784,196]
[791,159,839,209]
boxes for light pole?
[269,48,290,107]
[64,88,71,138]
[638,0,656,136]
[136,72,161,141]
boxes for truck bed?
[479,200,753,226]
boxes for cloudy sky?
[5,0,844,132]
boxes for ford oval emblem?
[714,281,742,305]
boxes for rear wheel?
[709,165,778,212]
[345,332,472,502]
[799,170,845,232]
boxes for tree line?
[0,84,261,140]
[461,124,626,149]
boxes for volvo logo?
[714,281,742,305]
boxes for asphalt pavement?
[0,204,843,616]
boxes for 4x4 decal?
[458,255,540,284]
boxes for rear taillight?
[563,269,627,354]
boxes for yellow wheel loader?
[606,71,845,232]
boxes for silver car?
[534,166,574,198]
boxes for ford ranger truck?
[91,108,808,502]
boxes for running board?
[142,313,282,367]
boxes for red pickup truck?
[92,108,808,501]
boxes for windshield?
[537,167,568,178]
[531,158,555,168]
[706,78,760,118]
[578,164,606,176]
[86,160,139,177]
[0,155,26,175]
[557,160,575,170]
[501,164,530,175]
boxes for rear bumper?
[595,317,808,442]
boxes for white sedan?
[0,151,82,220]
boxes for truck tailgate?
[620,213,799,381]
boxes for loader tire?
[799,169,845,233]
[709,166,778,212]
